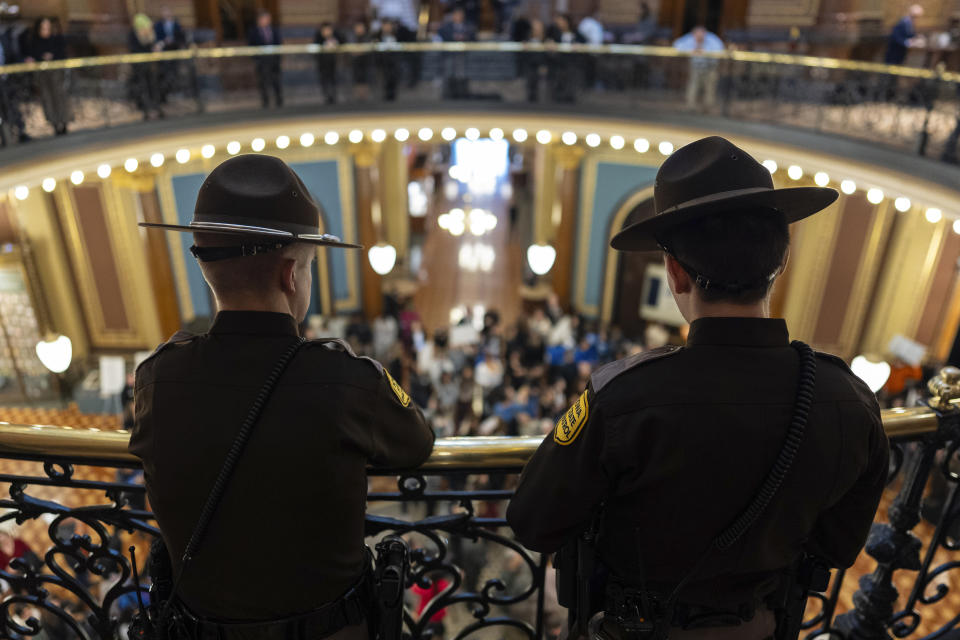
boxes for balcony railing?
[0,370,958,639]
[0,43,957,163]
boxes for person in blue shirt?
[885,4,925,65]
[673,25,725,110]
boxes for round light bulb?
[866,188,884,204]
[814,171,829,187]
[201,144,215,159]
[787,165,803,180]
[275,135,290,149]
[952,219,960,235]
[41,178,56,192]
[394,128,410,142]
[584,133,601,147]
[840,179,856,194]
[658,141,674,155]
[70,170,84,185]
[610,135,625,150]
[226,141,241,155]
[926,207,943,223]
[13,185,28,200]
[97,164,112,179]
[762,160,778,174]
[299,132,315,147]
[418,128,433,141]
[371,129,387,143]
[250,138,266,152]
[465,127,480,141]
[536,130,552,144]
[634,138,650,153]
[325,131,340,145]
[893,197,911,212]
[512,128,528,143]
[561,131,577,145]
[489,127,504,141]
[176,148,191,163]
[441,127,457,141]
[124,158,139,172]
[150,152,165,167]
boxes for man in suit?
[248,9,283,108]
[154,7,187,103]
[885,4,925,65]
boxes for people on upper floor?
[128,13,165,120]
[24,17,70,135]
[314,22,341,105]
[248,9,283,108]
[885,4,926,65]
[546,14,585,43]
[154,6,186,51]
[438,7,477,42]
[674,25,725,109]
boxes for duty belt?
[179,571,372,640]
[605,582,756,631]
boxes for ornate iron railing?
[0,379,957,639]
[0,42,956,163]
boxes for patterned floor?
[0,406,956,636]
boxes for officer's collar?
[685,317,789,348]
[208,311,301,337]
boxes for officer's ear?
[279,257,298,295]
[664,254,692,295]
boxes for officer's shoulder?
[136,330,197,374]
[590,345,683,394]
[303,337,385,375]
[813,349,878,406]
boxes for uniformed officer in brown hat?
[131,154,434,639]
[507,136,889,639]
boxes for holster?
[372,536,409,640]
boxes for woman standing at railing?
[23,17,70,136]
[128,13,165,120]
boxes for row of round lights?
[437,207,498,237]
[760,160,954,231]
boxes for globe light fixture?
[394,128,410,142]
[561,131,577,145]
[35,334,72,374]
[787,165,803,180]
[850,354,891,393]
[441,127,457,141]
[325,131,340,145]
[926,207,943,223]
[814,172,829,187]
[276,135,291,149]
[299,132,315,147]
[658,141,674,155]
[97,164,111,179]
[250,139,266,153]
[465,127,480,141]
[150,152,165,167]
[41,178,56,192]
[536,130,552,144]
[762,160,778,174]
[609,135,625,150]
[489,127,504,141]
[371,129,387,143]
[585,133,601,148]
[527,243,557,276]
[70,170,84,185]
[124,157,139,172]
[418,128,433,141]
[634,138,650,153]
[512,128,528,143]
[894,197,911,212]
[176,148,192,163]
[953,219,960,235]
[201,144,215,159]
[226,141,241,155]
[368,243,397,276]
[13,185,28,200]
[866,188,884,204]
[840,179,856,194]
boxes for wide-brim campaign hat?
[610,136,838,252]
[139,154,361,250]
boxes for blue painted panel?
[578,162,658,310]
[290,160,356,311]
[170,173,212,318]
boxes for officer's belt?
[179,569,372,640]
[606,583,757,630]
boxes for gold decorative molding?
[600,185,656,325]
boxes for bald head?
[909,4,924,19]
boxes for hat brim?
[139,221,363,249]
[610,186,838,252]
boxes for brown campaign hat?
[139,154,361,250]
[610,136,838,252]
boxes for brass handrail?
[0,403,941,468]
[0,42,955,83]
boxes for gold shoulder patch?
[554,391,589,445]
[384,369,411,407]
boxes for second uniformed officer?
[132,155,435,639]
[507,137,889,639]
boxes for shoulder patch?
[554,390,590,445]
[590,345,682,393]
[383,368,411,407]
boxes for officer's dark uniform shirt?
[130,311,435,620]
[507,317,888,610]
